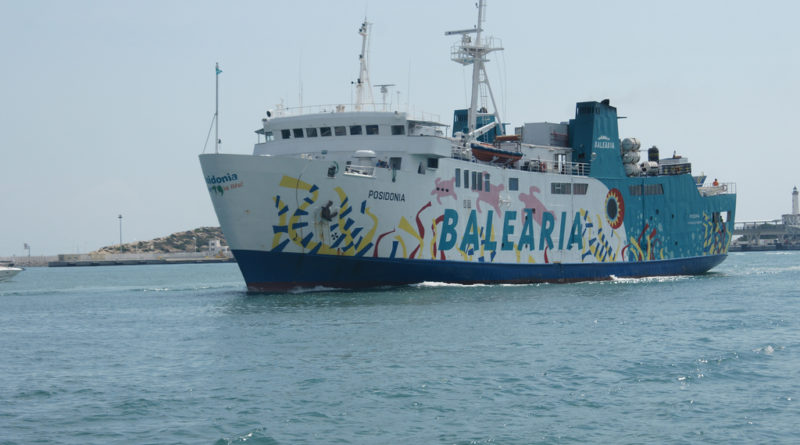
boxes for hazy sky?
[2,0,798,256]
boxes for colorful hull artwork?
[199,2,736,291]
[199,153,736,292]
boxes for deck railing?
[267,103,440,123]
[522,160,591,177]
[449,144,591,177]
[699,182,736,196]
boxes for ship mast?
[215,62,220,153]
[354,19,374,111]
[446,0,503,139]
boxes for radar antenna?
[375,84,395,111]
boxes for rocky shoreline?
[94,227,227,254]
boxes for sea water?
[1,252,798,444]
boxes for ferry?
[199,1,737,292]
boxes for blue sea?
[1,251,798,444]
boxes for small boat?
[470,142,522,165]
[0,265,23,282]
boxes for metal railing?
[267,103,440,123]
[449,144,591,176]
[735,220,787,231]
[522,160,591,177]
[699,182,736,196]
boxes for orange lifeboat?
[470,142,522,165]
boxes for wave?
[737,264,800,276]
[753,344,782,355]
[214,428,278,445]
[413,281,490,288]
[412,281,540,289]
[286,285,342,294]
[607,274,693,284]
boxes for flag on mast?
[216,64,222,75]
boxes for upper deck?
[253,110,450,157]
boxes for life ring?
[540,162,547,172]
[722,184,727,191]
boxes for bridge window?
[427,158,438,169]
[366,125,379,135]
[464,169,469,189]
[551,183,571,194]
[391,125,405,135]
[573,183,588,195]
[281,129,291,139]
[350,125,363,135]
[293,128,304,138]
[334,126,346,136]
[320,127,332,137]
[264,131,274,142]
[305,128,318,137]
[455,168,461,187]
[484,173,490,192]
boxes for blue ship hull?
[234,249,727,292]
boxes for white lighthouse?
[783,187,800,226]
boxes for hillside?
[94,227,227,254]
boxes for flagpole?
[215,62,220,154]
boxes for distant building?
[207,238,230,256]
[733,187,800,251]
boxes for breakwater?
[47,252,235,267]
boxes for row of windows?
[629,184,664,196]
[452,170,589,195]
[276,124,405,140]
[551,183,588,195]
[454,168,491,192]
